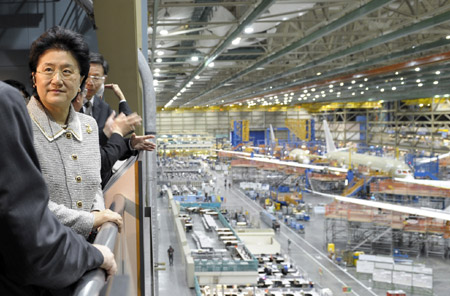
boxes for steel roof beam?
[225,47,450,105]
[150,0,160,70]
[207,12,450,106]
[165,0,277,108]
[181,0,393,107]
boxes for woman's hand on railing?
[92,209,123,232]
[93,244,117,280]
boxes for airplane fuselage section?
[327,151,413,178]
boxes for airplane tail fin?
[323,120,337,153]
[269,124,276,143]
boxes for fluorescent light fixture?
[191,56,199,62]
[156,58,162,63]
[195,75,200,80]
[433,81,439,85]
[157,50,164,56]
[208,62,215,68]
[415,67,420,72]
[160,29,169,35]
[232,37,241,45]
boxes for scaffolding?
[324,201,450,258]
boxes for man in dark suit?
[83,52,132,132]
[72,92,156,188]
[0,82,117,295]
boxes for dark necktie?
[84,101,93,116]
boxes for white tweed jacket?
[27,97,105,238]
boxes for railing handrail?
[73,194,126,296]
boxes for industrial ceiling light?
[195,75,200,79]
[436,71,441,75]
[415,67,421,72]
[434,81,439,85]
[191,56,199,62]
[157,50,164,56]
[244,27,254,34]
[156,58,162,63]
[208,62,215,68]
[160,29,169,35]
[232,37,241,45]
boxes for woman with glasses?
[27,26,122,239]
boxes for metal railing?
[73,194,126,296]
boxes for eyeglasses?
[87,75,105,83]
[36,68,79,80]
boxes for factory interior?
[152,1,450,295]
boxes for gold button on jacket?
[75,176,82,182]
[72,154,78,160]
[76,201,83,208]
[65,133,72,139]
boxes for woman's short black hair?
[28,26,90,95]
[89,52,109,75]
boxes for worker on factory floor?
[167,246,174,266]
[224,179,227,188]
[287,238,291,251]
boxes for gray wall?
[0,1,98,91]
[156,109,312,138]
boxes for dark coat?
[86,95,132,132]
[100,133,136,188]
[0,82,103,295]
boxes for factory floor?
[157,169,450,295]
[157,195,196,296]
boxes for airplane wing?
[308,189,450,221]
[416,152,450,164]
[215,149,275,159]
[394,177,450,190]
[239,156,348,173]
